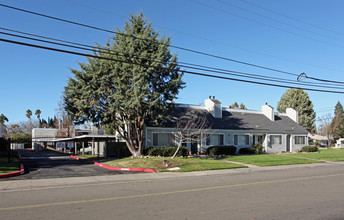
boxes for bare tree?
[55,100,75,138]
[317,113,334,146]
[172,113,211,159]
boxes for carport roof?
[51,135,118,142]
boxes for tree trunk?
[172,145,181,159]
[125,139,143,157]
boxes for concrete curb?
[70,155,157,173]
[0,152,25,179]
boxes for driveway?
[2,149,138,180]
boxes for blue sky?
[1,0,344,126]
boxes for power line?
[240,0,344,38]
[3,27,344,90]
[218,0,344,45]
[1,3,343,84]
[63,0,344,74]
[0,3,298,77]
[192,0,344,51]
[2,37,344,94]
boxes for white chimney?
[205,97,222,118]
[262,104,275,121]
[286,108,299,123]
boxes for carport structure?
[52,135,119,156]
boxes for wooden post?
[92,138,95,155]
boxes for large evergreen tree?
[331,101,344,140]
[64,13,184,157]
[277,88,316,132]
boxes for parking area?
[1,149,139,180]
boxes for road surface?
[1,162,344,219]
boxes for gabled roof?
[146,106,308,134]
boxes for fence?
[0,138,20,164]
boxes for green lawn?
[0,157,20,174]
[225,154,324,167]
[102,157,247,172]
[284,148,344,162]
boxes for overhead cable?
[2,37,344,94]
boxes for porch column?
[92,138,95,155]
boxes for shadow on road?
[1,149,139,181]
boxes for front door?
[253,135,264,145]
[286,135,291,152]
[191,143,198,154]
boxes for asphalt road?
[2,149,138,180]
[1,162,344,219]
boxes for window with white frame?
[270,135,282,145]
[206,134,224,146]
[234,134,249,145]
[295,136,305,145]
[152,133,175,146]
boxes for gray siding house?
[145,97,308,154]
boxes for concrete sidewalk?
[1,161,344,192]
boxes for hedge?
[239,147,256,155]
[144,146,188,157]
[302,145,318,152]
[206,145,236,156]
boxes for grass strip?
[0,157,20,174]
[283,148,344,162]
[102,157,246,172]
[225,154,323,167]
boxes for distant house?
[145,97,309,154]
[308,133,329,147]
[335,138,344,148]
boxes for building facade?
[145,98,309,154]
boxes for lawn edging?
[70,155,157,173]
[0,152,25,179]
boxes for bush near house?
[207,145,236,156]
[239,143,263,155]
[301,145,319,152]
[253,143,263,154]
[144,146,188,157]
[239,147,256,155]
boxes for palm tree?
[35,109,42,128]
[0,114,8,138]
[0,114,8,125]
[35,109,41,120]
[26,109,32,119]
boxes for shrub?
[253,143,263,154]
[302,145,318,152]
[206,145,236,156]
[239,147,256,155]
[144,146,188,157]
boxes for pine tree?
[64,13,184,157]
[277,88,316,132]
[240,103,247,110]
[230,102,239,108]
[331,101,344,140]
